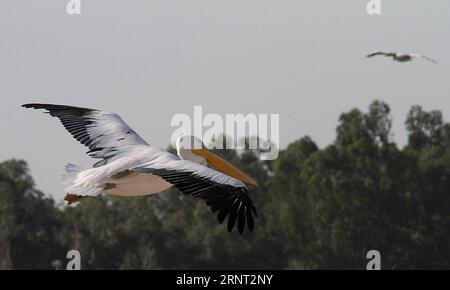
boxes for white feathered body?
[63,146,175,197]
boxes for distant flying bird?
[22,103,258,234]
[366,51,437,64]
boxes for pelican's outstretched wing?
[134,159,258,234]
[22,103,149,167]
[412,54,438,64]
[366,51,395,58]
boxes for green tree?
[2,100,450,269]
[0,160,64,269]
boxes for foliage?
[1,101,449,269]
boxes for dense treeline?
[1,100,449,269]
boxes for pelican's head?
[176,135,208,166]
[176,135,258,186]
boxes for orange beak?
[192,148,258,186]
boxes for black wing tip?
[22,103,63,109]
[252,205,259,218]
[224,204,257,235]
[21,103,96,112]
[218,189,258,234]
[22,103,40,109]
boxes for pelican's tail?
[63,163,97,205]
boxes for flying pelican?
[366,51,437,64]
[22,103,258,234]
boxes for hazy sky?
[1,0,449,200]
